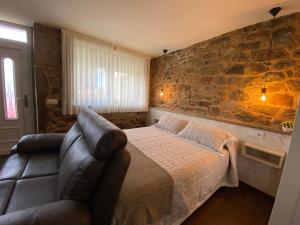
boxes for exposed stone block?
[246,30,270,41]
[209,106,221,115]
[271,48,290,60]
[251,49,269,62]
[273,26,296,44]
[214,76,226,85]
[287,79,300,92]
[293,49,300,58]
[225,64,245,75]
[270,94,294,106]
[231,51,250,62]
[228,90,249,101]
[267,83,284,92]
[200,65,221,75]
[250,62,267,74]
[199,76,214,85]
[209,35,231,47]
[177,83,191,91]
[198,101,211,107]
[273,59,296,70]
[238,42,261,50]
[266,72,286,82]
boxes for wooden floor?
[0,156,274,225]
[182,182,274,225]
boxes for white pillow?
[155,115,188,134]
[177,122,228,153]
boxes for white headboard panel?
[148,107,291,153]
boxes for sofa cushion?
[57,137,105,201]
[0,180,15,215]
[21,152,59,179]
[0,152,59,181]
[0,200,91,225]
[0,154,28,181]
[6,175,57,213]
[59,123,82,163]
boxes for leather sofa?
[0,109,131,225]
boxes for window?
[0,24,27,43]
[2,58,18,120]
[62,30,149,115]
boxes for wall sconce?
[160,88,164,104]
[160,89,164,97]
[260,7,281,102]
[260,88,267,102]
[159,49,168,105]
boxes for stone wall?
[150,12,300,133]
[33,23,147,132]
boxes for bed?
[112,121,239,225]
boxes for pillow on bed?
[177,122,228,153]
[155,115,188,134]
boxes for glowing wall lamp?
[260,88,267,102]
[159,49,168,102]
[260,7,281,102]
[160,89,164,97]
[160,88,164,104]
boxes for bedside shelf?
[241,142,286,169]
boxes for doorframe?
[268,98,300,225]
[0,20,35,137]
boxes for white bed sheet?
[121,126,239,225]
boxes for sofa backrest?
[59,123,82,164]
[57,109,127,201]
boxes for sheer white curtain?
[62,29,149,115]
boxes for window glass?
[0,24,27,43]
[64,36,149,114]
[3,57,18,120]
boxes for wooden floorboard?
[182,182,274,225]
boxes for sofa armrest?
[0,200,91,225]
[15,133,66,154]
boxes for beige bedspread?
[112,127,239,225]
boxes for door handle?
[17,95,28,108]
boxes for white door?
[0,22,34,155]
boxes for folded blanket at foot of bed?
[112,142,174,225]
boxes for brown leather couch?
[0,109,131,225]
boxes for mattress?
[113,126,239,225]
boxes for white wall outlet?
[249,129,265,138]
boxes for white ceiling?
[0,0,299,56]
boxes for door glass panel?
[3,57,18,120]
